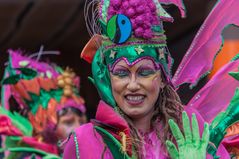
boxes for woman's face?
[110,59,164,119]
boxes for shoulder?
[74,123,95,137]
[63,123,112,159]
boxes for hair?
[117,73,184,158]
[57,107,84,121]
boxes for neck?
[132,112,153,133]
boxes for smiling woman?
[109,58,185,157]
[110,59,163,118]
[62,0,239,158]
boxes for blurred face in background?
[56,107,87,141]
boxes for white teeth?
[126,96,144,101]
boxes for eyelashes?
[137,69,156,76]
[111,69,129,78]
[111,68,157,78]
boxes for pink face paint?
[109,56,160,71]
[109,56,172,85]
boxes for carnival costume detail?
[0,50,85,159]
[63,0,239,158]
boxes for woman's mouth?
[124,94,145,105]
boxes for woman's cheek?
[111,78,128,93]
[144,75,161,91]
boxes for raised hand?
[166,111,209,159]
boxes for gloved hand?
[166,111,209,159]
[91,49,116,107]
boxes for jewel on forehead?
[158,48,165,59]
[110,50,117,59]
[135,46,144,55]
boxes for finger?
[182,111,192,143]
[201,123,210,149]
[169,119,185,146]
[166,140,179,159]
[192,113,200,145]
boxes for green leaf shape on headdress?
[105,45,168,67]
[15,68,38,80]
[26,88,63,115]
[1,75,21,85]
[95,126,135,159]
[1,68,38,85]
[0,107,33,136]
[91,49,116,107]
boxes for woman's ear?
[160,81,166,89]
[159,72,166,89]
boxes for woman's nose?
[126,75,140,92]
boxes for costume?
[63,0,239,158]
[0,50,85,159]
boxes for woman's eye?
[138,69,156,77]
[112,70,129,78]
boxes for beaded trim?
[109,56,161,71]
[72,131,80,159]
[105,40,167,50]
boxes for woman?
[63,0,239,158]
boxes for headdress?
[0,50,85,157]
[81,0,186,107]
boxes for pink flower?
[126,8,136,17]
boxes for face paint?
[110,59,164,119]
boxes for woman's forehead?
[113,58,157,68]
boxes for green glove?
[91,49,116,107]
[166,111,209,159]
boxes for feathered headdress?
[81,0,186,107]
[0,50,85,157]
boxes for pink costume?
[64,0,239,158]
[63,101,229,159]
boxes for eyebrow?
[113,64,129,70]
[138,64,156,70]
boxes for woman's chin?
[125,109,145,119]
